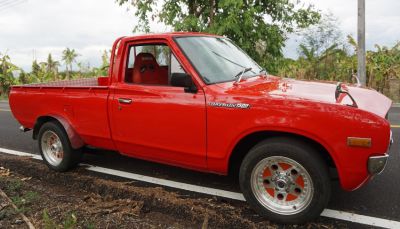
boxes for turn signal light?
[347,137,372,148]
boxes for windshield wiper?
[259,68,268,75]
[212,51,257,74]
[234,67,253,84]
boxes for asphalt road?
[1,100,399,227]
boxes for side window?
[124,43,187,87]
[170,54,185,74]
[127,46,135,68]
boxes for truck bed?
[9,76,113,150]
[12,76,110,88]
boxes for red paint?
[9,33,392,191]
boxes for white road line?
[0,109,11,112]
[0,148,42,160]
[86,165,246,201]
[0,147,399,228]
[320,209,400,229]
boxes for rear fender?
[33,115,85,149]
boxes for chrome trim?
[19,126,31,132]
[250,156,314,215]
[390,130,394,147]
[368,154,389,175]
[41,130,64,166]
[352,74,362,87]
[118,98,132,104]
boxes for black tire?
[239,137,331,224]
[38,121,82,172]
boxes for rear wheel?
[38,121,82,172]
[239,138,331,224]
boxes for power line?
[0,0,15,6]
[0,1,26,12]
[0,0,27,12]
[0,0,24,8]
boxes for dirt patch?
[0,154,345,228]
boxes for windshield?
[175,36,263,84]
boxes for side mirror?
[335,82,358,108]
[171,73,197,93]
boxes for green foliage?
[116,0,321,74]
[62,48,79,80]
[11,191,39,214]
[42,209,79,229]
[366,43,400,91]
[277,13,400,95]
[63,212,78,229]
[91,50,110,76]
[40,54,60,81]
[6,179,22,193]
[0,52,19,96]
[43,209,57,229]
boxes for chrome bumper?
[368,130,393,175]
[368,154,389,175]
[19,126,31,132]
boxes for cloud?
[1,0,399,70]
[0,0,142,71]
[284,0,400,58]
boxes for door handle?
[118,98,133,105]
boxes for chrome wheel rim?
[41,130,64,166]
[250,156,314,215]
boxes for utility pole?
[358,0,366,86]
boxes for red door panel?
[110,83,207,170]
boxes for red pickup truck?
[9,33,393,224]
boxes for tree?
[298,13,345,58]
[18,70,29,84]
[117,0,320,74]
[40,54,60,81]
[92,50,110,76]
[45,54,60,80]
[62,48,79,80]
[30,60,42,82]
[295,13,349,80]
[0,52,18,96]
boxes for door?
[110,42,207,170]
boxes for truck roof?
[121,32,222,41]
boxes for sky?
[0,0,399,71]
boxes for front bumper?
[367,130,393,175]
[368,154,389,175]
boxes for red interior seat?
[132,53,168,85]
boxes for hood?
[213,76,392,118]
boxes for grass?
[0,207,17,222]
[11,191,39,214]
[3,179,39,214]
[6,179,22,193]
[43,209,57,229]
[43,209,80,229]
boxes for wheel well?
[32,116,62,140]
[228,131,336,176]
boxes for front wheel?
[38,121,82,172]
[239,138,331,224]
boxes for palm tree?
[46,54,60,80]
[62,48,79,80]
[40,54,60,81]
